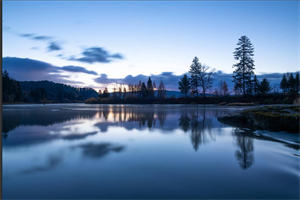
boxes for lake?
[2,104,300,199]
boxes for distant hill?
[3,75,99,103]
[19,80,98,103]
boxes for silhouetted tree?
[189,57,213,97]
[295,72,299,95]
[178,74,191,97]
[253,75,260,96]
[123,87,127,98]
[280,74,288,94]
[287,73,297,95]
[189,57,201,96]
[219,81,229,96]
[199,64,214,97]
[98,90,102,98]
[118,87,122,98]
[157,81,166,99]
[258,78,271,95]
[233,35,255,96]
[2,70,22,102]
[141,82,148,98]
[102,87,110,97]
[147,77,154,98]
[153,81,157,91]
[112,87,117,98]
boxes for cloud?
[94,73,119,84]
[94,71,291,92]
[2,57,97,84]
[18,32,62,51]
[48,42,62,51]
[19,33,52,41]
[94,72,181,90]
[60,65,98,75]
[69,47,123,64]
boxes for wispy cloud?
[60,65,98,75]
[19,33,52,41]
[18,32,62,52]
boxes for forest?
[2,70,98,103]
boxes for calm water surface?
[2,104,300,199]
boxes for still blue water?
[2,104,300,199]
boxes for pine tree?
[153,81,157,91]
[102,87,110,97]
[287,73,296,95]
[280,74,288,94]
[141,82,148,98]
[158,81,166,99]
[199,64,214,97]
[189,57,201,96]
[253,75,260,96]
[147,77,154,98]
[178,74,191,97]
[221,81,229,96]
[189,57,213,97]
[295,73,299,95]
[118,87,122,98]
[258,78,271,95]
[123,87,127,98]
[233,35,255,96]
[98,90,102,99]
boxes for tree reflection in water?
[178,108,216,151]
[178,112,190,132]
[232,128,254,169]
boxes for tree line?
[178,35,299,97]
[3,35,299,104]
[98,78,167,100]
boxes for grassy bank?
[218,105,300,133]
[85,94,299,105]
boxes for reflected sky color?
[2,104,300,199]
[3,1,299,88]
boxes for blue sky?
[3,0,299,89]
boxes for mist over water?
[2,104,300,199]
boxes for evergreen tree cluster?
[2,70,22,102]
[98,77,167,100]
[178,57,214,97]
[280,73,299,96]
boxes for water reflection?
[20,153,63,174]
[3,105,227,149]
[2,105,298,168]
[74,142,125,159]
[2,105,300,199]
[232,128,254,169]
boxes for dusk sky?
[3,0,299,90]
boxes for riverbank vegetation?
[218,105,300,133]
